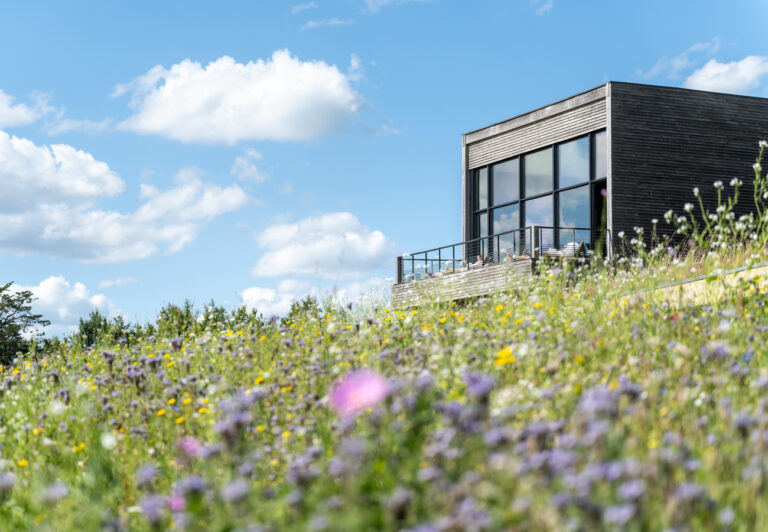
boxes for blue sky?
[1,0,768,334]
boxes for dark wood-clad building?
[392,82,768,306]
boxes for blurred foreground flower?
[330,369,388,417]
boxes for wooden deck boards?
[391,258,533,307]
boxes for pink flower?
[178,436,202,458]
[168,493,186,513]
[330,370,389,417]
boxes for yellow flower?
[17,459,28,467]
[175,417,185,424]
[197,407,209,414]
[495,304,504,312]
[73,443,85,452]
[282,431,291,440]
[157,409,166,416]
[168,398,176,405]
[182,397,192,405]
[494,346,515,366]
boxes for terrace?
[392,225,610,307]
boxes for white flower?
[651,218,658,224]
[754,163,762,173]
[618,231,625,238]
[100,432,118,450]
[684,203,694,212]
[730,178,742,186]
[713,181,723,190]
[693,187,700,196]
[760,140,768,149]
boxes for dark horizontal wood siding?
[610,82,768,245]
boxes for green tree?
[0,282,50,365]
[76,309,110,348]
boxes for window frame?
[470,129,606,241]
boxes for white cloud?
[241,285,300,317]
[0,90,54,129]
[364,0,430,12]
[684,56,768,94]
[301,18,354,30]
[44,117,112,135]
[231,148,268,182]
[251,212,397,280]
[532,0,553,15]
[637,38,721,79]
[240,276,390,317]
[0,130,124,212]
[292,1,318,14]
[12,276,117,337]
[97,277,138,289]
[0,132,250,262]
[114,51,364,144]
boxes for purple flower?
[221,479,249,503]
[0,473,16,498]
[177,475,208,496]
[135,464,157,490]
[43,480,69,503]
[330,370,389,417]
[603,504,635,525]
[464,372,496,402]
[140,495,166,525]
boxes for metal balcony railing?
[396,226,612,284]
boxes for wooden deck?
[391,258,534,307]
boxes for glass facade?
[594,131,607,179]
[558,137,589,188]
[470,130,606,249]
[491,158,519,205]
[524,148,552,196]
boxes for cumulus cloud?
[12,276,117,337]
[637,38,721,79]
[0,90,54,129]
[241,285,304,317]
[0,132,250,262]
[231,148,268,182]
[251,212,397,280]
[0,130,124,212]
[301,18,354,30]
[240,276,390,317]
[114,51,364,144]
[684,56,768,94]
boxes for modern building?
[392,81,768,306]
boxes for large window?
[524,148,553,196]
[558,137,589,188]
[470,129,606,245]
[492,158,519,205]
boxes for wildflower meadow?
[3,145,768,531]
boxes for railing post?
[396,257,403,284]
